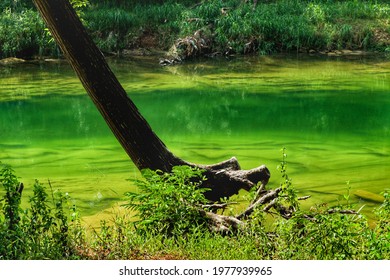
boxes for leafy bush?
[368,190,390,259]
[0,8,56,58]
[275,207,370,259]
[124,166,209,236]
[0,162,80,259]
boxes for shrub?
[275,207,370,259]
[0,162,80,259]
[368,190,390,259]
[0,8,56,58]
[124,166,209,236]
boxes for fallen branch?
[236,187,282,220]
[200,209,245,233]
[327,209,359,215]
[250,183,266,206]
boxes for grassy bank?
[1,161,389,260]
[1,0,389,59]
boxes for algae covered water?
[0,54,389,222]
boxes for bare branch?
[236,187,282,220]
[327,209,359,215]
[200,202,237,210]
[199,209,244,233]
[250,183,266,206]
[262,198,278,212]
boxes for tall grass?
[179,0,390,54]
[84,2,184,51]
[0,0,389,58]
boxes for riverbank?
[1,0,389,60]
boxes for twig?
[236,187,282,220]
[327,209,359,215]
[262,198,278,212]
[48,179,55,203]
[200,202,237,210]
[303,214,317,222]
[250,183,265,206]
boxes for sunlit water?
[1,54,389,223]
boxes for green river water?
[1,54,389,223]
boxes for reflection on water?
[0,54,389,221]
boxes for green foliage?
[124,166,209,236]
[0,0,88,58]
[0,0,34,11]
[84,2,183,51]
[0,8,56,58]
[270,152,389,260]
[70,0,90,22]
[70,0,89,10]
[0,163,21,231]
[0,162,81,259]
[274,188,389,260]
[277,147,299,212]
[0,0,389,58]
[368,190,390,259]
[275,206,370,259]
[0,163,23,259]
[176,0,390,54]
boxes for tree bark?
[32,0,270,200]
[33,0,183,172]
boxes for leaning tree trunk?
[32,0,270,201]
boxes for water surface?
[1,54,389,222]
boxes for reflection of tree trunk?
[32,0,270,201]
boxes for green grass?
[84,2,184,51]
[1,0,389,58]
[179,0,390,54]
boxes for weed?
[124,166,209,236]
[0,162,81,259]
[0,163,23,259]
[277,147,299,212]
[368,190,390,259]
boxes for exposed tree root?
[160,29,212,66]
[189,157,270,201]
[197,178,360,234]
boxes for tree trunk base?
[186,157,270,201]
